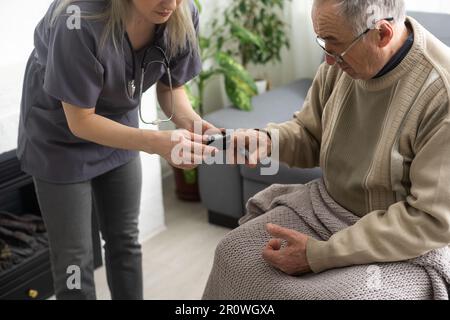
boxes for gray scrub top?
[17,0,201,183]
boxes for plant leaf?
[193,0,202,14]
[183,168,197,184]
[184,83,200,112]
[225,0,291,67]
[224,76,253,111]
[230,23,265,50]
[215,52,257,94]
[199,36,210,50]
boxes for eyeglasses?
[316,17,394,65]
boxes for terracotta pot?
[172,166,201,202]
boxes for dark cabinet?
[0,150,102,300]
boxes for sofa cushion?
[204,79,313,129]
[198,163,245,218]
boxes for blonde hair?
[51,0,198,59]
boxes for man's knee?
[215,221,267,261]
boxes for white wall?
[0,0,165,242]
[139,89,166,241]
[406,0,450,13]
[0,1,49,152]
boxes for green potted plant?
[187,1,261,113]
[174,0,260,201]
[218,0,291,94]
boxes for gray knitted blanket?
[203,179,450,300]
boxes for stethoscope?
[125,33,174,126]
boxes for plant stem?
[198,78,205,117]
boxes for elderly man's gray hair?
[315,0,407,35]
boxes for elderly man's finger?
[266,223,297,243]
[236,147,248,165]
[267,238,282,250]
[262,246,281,266]
[247,150,259,168]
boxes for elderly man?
[203,0,450,300]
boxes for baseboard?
[139,224,167,244]
[208,210,239,229]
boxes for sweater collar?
[355,17,425,91]
[373,29,414,79]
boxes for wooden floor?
[94,176,231,300]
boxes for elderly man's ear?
[376,21,394,48]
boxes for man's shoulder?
[415,32,450,128]
[418,23,450,104]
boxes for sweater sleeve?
[264,63,335,168]
[306,111,450,273]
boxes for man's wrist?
[254,128,272,157]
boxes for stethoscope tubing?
[124,32,175,125]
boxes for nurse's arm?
[62,102,163,154]
[156,82,203,131]
[61,102,217,169]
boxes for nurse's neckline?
[125,24,166,53]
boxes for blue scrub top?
[17,0,202,183]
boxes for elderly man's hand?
[229,129,272,168]
[262,223,312,275]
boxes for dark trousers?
[33,157,143,300]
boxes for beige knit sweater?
[266,17,450,273]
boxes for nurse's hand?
[152,129,219,170]
[199,120,224,135]
[180,118,224,135]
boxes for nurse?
[17,0,217,300]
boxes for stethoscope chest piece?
[128,80,136,99]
